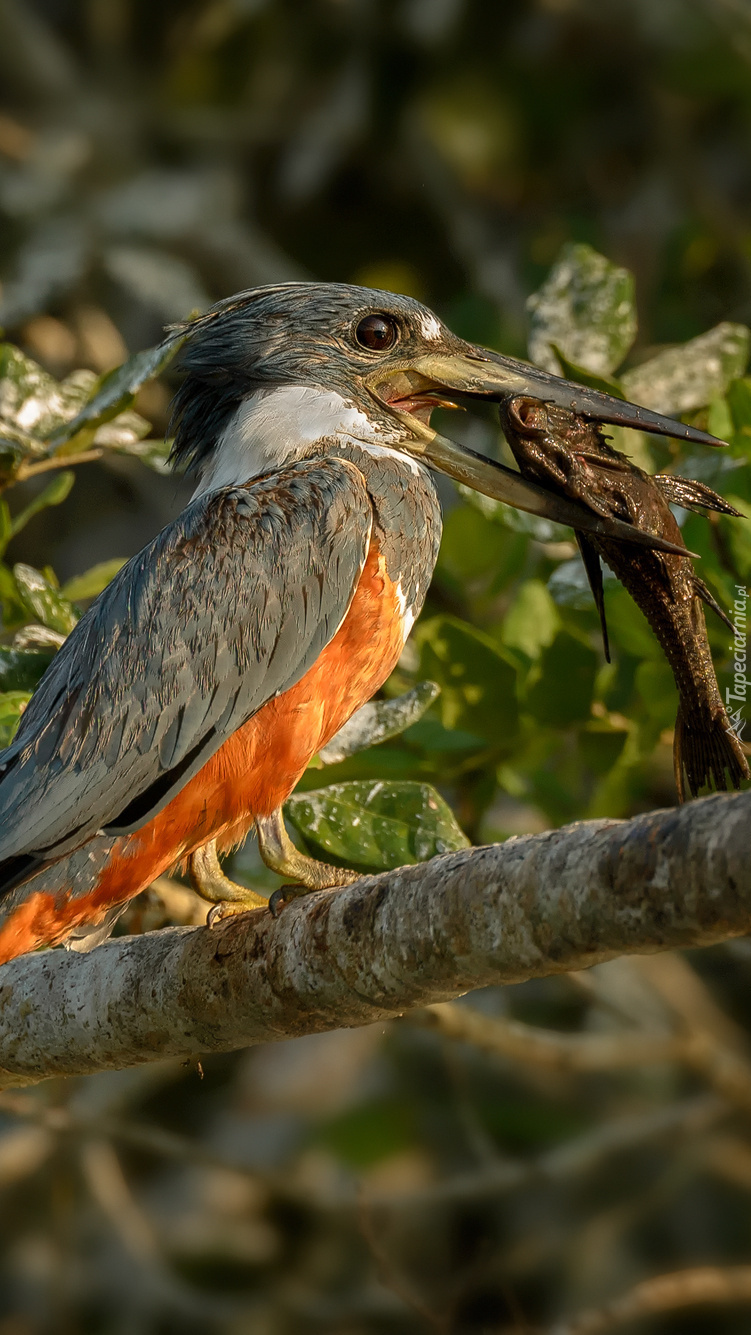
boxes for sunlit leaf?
[0,691,32,747]
[501,579,560,660]
[109,436,172,474]
[414,615,520,744]
[720,495,751,583]
[90,410,151,449]
[285,780,469,872]
[62,558,127,603]
[317,682,440,765]
[0,344,68,442]
[548,555,617,611]
[12,623,66,650]
[12,563,77,635]
[549,344,626,398]
[48,334,187,449]
[527,243,637,376]
[621,323,750,416]
[0,646,55,692]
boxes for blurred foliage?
[2,1,751,1332]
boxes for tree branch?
[0,790,749,1088]
[549,1266,751,1334]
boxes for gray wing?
[0,457,372,883]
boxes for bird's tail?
[0,836,124,965]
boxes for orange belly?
[0,539,408,963]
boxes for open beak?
[365,347,724,556]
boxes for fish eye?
[354,313,399,352]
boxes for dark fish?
[499,395,750,802]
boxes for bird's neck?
[191,383,407,498]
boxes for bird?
[0,282,723,966]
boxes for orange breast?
[0,538,409,962]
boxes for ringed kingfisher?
[0,283,722,965]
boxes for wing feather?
[0,457,372,879]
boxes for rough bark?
[0,790,748,1088]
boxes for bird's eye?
[354,313,398,352]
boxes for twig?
[410,1004,683,1072]
[0,1090,723,1223]
[14,448,104,480]
[410,1000,751,1115]
[549,1265,751,1334]
[358,1187,449,1332]
[79,1138,243,1320]
[0,1089,282,1195]
[366,1095,723,1208]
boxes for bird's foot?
[188,840,268,927]
[257,810,359,917]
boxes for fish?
[498,395,750,802]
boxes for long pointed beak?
[399,349,726,448]
[364,349,714,557]
[383,412,693,556]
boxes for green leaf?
[12,564,78,635]
[316,682,440,765]
[0,647,55,692]
[707,394,733,443]
[459,485,561,543]
[435,502,511,584]
[727,376,751,431]
[634,659,678,731]
[285,780,469,872]
[720,495,751,583]
[621,322,750,416]
[109,436,173,474]
[0,344,70,444]
[314,1099,415,1168]
[62,558,127,603]
[2,471,75,556]
[0,426,46,486]
[86,410,151,450]
[48,334,187,449]
[527,243,637,376]
[548,344,626,399]
[501,579,561,660]
[600,583,664,662]
[548,556,617,611]
[414,615,520,744]
[0,691,32,747]
[526,631,598,726]
[0,501,11,551]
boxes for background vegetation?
[1,0,751,1331]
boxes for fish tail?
[674,704,750,802]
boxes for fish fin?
[674,703,750,802]
[692,576,735,633]
[576,534,610,662]
[654,475,743,517]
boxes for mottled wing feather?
[0,457,372,875]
